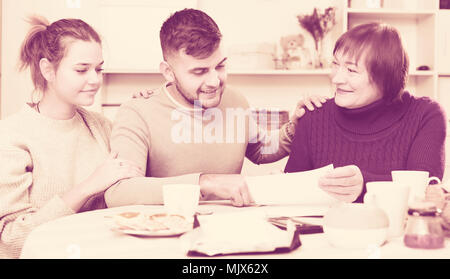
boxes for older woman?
[285,22,446,203]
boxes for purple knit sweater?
[284,91,447,202]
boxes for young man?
[104,9,323,207]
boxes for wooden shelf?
[103,68,334,75]
[347,8,436,19]
[103,69,160,74]
[409,70,435,76]
[227,69,332,75]
[103,69,434,76]
[102,103,121,107]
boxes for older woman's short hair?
[333,22,409,103]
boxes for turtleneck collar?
[333,92,412,135]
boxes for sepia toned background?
[1,0,450,176]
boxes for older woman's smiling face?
[331,50,383,109]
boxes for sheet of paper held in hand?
[245,164,337,205]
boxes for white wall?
[0,0,2,117]
[2,0,450,120]
[1,0,343,119]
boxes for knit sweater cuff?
[271,122,293,156]
[34,195,76,224]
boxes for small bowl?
[323,203,389,249]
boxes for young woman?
[285,22,446,203]
[0,16,143,258]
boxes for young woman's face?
[166,43,227,109]
[51,40,104,106]
[331,50,382,109]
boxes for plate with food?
[108,211,193,237]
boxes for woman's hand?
[318,165,364,203]
[63,152,144,211]
[82,152,144,196]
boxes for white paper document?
[245,164,338,205]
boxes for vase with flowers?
[297,7,336,68]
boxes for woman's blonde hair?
[19,15,101,95]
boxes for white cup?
[364,181,410,238]
[391,170,441,205]
[162,184,200,218]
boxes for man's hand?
[318,165,364,203]
[286,94,329,139]
[199,174,254,207]
[132,89,155,99]
[290,94,329,125]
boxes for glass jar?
[403,202,445,249]
[442,196,450,236]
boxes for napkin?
[245,164,338,205]
[186,211,300,256]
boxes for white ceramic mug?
[391,170,441,205]
[364,181,410,238]
[162,184,200,219]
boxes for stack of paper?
[188,211,295,256]
[245,164,338,205]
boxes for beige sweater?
[0,104,112,258]
[105,83,292,207]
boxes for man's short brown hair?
[160,9,222,60]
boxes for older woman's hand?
[318,165,364,203]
